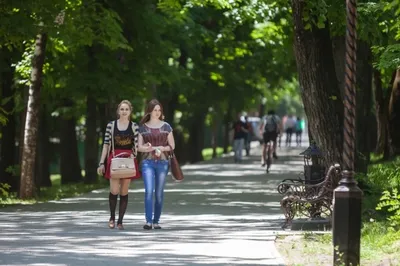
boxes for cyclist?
[259,110,281,171]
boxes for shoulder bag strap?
[131,122,138,158]
[110,121,116,157]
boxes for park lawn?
[276,224,400,266]
[276,155,400,266]
[0,172,107,207]
[1,147,231,207]
[202,146,231,161]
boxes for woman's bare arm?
[98,144,109,165]
[137,134,153,152]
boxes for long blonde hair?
[116,100,133,119]
[140,99,164,124]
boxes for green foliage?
[5,165,20,177]
[38,181,106,201]
[376,189,400,228]
[0,107,8,125]
[0,175,107,206]
[385,0,400,40]
[158,0,233,12]
[373,44,400,69]
[361,219,400,258]
[303,0,329,30]
[359,156,400,192]
[0,183,11,199]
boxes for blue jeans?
[141,159,169,224]
[233,138,244,162]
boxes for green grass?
[277,225,400,266]
[0,173,108,207]
[1,147,231,207]
[202,146,231,161]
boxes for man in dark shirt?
[244,116,252,156]
[232,113,248,163]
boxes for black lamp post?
[299,142,325,185]
[332,0,363,265]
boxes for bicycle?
[262,139,274,173]
[265,140,274,173]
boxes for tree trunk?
[354,42,373,174]
[19,32,48,199]
[332,36,346,99]
[0,51,18,191]
[173,129,186,164]
[159,91,178,125]
[211,113,218,158]
[223,103,232,154]
[60,106,82,184]
[373,70,391,158]
[188,111,207,163]
[388,69,400,155]
[291,0,343,166]
[84,95,98,184]
[159,47,187,126]
[35,104,51,188]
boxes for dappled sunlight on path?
[0,142,308,266]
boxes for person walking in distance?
[97,100,139,230]
[137,99,176,230]
[284,114,296,147]
[259,110,281,166]
[232,113,248,163]
[295,117,304,146]
[244,116,252,156]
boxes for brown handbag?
[168,148,184,182]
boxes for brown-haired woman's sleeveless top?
[139,122,173,160]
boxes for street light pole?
[332,0,363,265]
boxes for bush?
[0,183,11,199]
[358,157,400,193]
[376,188,400,229]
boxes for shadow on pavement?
[0,144,307,266]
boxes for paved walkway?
[0,141,307,266]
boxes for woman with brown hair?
[97,100,139,230]
[138,99,175,230]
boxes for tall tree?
[0,47,18,190]
[19,32,48,198]
[388,69,400,155]
[291,0,343,166]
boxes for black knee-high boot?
[109,192,118,221]
[117,194,128,225]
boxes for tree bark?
[35,104,51,188]
[159,92,178,126]
[188,111,207,163]
[223,103,232,154]
[332,36,346,100]
[291,0,343,166]
[59,101,82,184]
[373,70,391,158]
[0,49,18,190]
[20,32,48,199]
[355,42,373,174]
[388,69,400,155]
[84,95,98,184]
[211,113,218,158]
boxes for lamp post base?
[332,170,363,266]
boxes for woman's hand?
[144,142,154,152]
[153,146,168,152]
[97,165,105,176]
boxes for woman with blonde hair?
[138,99,175,230]
[97,100,139,230]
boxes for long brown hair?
[140,99,165,124]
